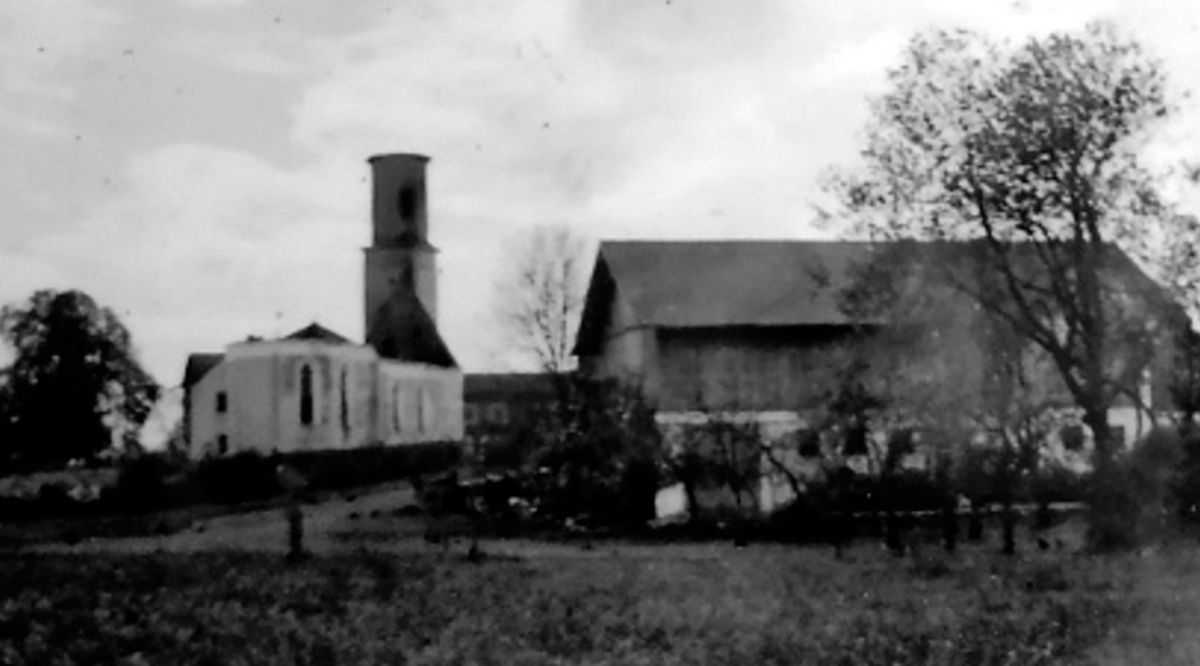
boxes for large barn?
[182,154,463,457]
[574,240,1180,510]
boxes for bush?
[766,490,840,543]
[192,452,280,504]
[521,378,662,527]
[1028,464,1089,505]
[1173,424,1200,522]
[284,441,461,492]
[1088,427,1184,551]
[110,454,171,512]
[838,471,950,514]
[185,442,462,506]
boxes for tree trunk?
[831,511,845,560]
[1035,499,1052,530]
[1084,407,1114,471]
[286,500,305,562]
[885,511,903,555]
[942,501,958,553]
[967,502,984,541]
[1001,501,1016,555]
[683,480,701,524]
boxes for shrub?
[1028,464,1089,505]
[765,485,844,544]
[110,454,171,512]
[184,443,462,506]
[1088,427,1184,551]
[285,441,461,492]
[1173,424,1200,522]
[522,378,662,526]
[192,452,280,504]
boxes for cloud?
[0,2,121,138]
[7,143,365,384]
[7,0,1200,385]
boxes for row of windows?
[464,402,509,427]
[391,383,436,435]
[211,363,443,436]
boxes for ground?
[4,483,1200,664]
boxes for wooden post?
[276,464,309,562]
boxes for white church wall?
[264,342,377,453]
[377,361,463,444]
[189,362,230,458]
[190,340,383,457]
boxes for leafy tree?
[0,290,158,469]
[1169,325,1200,424]
[827,26,1186,549]
[528,376,661,525]
[828,23,1181,465]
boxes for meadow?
[0,535,1171,665]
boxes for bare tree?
[495,226,589,375]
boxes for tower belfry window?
[398,187,418,222]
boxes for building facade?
[574,240,1181,511]
[184,154,463,457]
[462,373,557,456]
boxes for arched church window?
[339,367,350,434]
[416,386,431,434]
[300,364,314,426]
[391,382,401,434]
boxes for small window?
[887,429,916,456]
[843,424,869,456]
[464,404,480,426]
[797,429,821,458]
[217,434,229,455]
[299,364,314,426]
[487,402,509,425]
[1109,425,1127,449]
[216,391,227,413]
[1061,425,1085,452]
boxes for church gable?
[285,322,352,344]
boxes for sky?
[3,0,1200,435]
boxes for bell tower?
[364,153,439,348]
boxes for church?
[182,154,463,457]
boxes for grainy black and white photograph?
[3,1,1200,663]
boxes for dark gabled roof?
[574,239,1181,355]
[183,353,224,389]
[366,285,457,368]
[464,373,557,400]
[593,240,876,328]
[285,322,352,344]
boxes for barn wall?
[582,292,660,396]
[653,326,855,412]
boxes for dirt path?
[31,483,419,555]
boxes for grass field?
[1,537,1160,665]
[7,480,1200,665]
